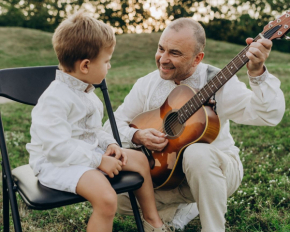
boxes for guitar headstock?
[261,11,290,40]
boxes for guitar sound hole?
[164,112,184,137]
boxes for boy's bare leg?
[76,169,117,232]
[121,149,163,228]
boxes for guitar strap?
[206,64,220,114]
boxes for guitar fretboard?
[178,24,281,124]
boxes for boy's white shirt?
[27,70,117,176]
[103,62,285,180]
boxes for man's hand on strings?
[132,128,168,151]
[245,37,272,77]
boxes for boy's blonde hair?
[52,11,116,72]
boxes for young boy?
[26,11,173,232]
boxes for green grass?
[0,27,290,231]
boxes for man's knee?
[117,193,134,216]
[182,143,216,174]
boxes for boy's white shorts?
[37,147,105,194]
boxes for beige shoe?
[143,219,175,232]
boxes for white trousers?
[117,143,241,232]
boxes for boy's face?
[84,46,114,85]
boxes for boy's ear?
[79,59,90,74]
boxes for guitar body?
[130,85,220,190]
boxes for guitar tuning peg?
[285,36,290,40]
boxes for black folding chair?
[0,66,145,232]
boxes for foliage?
[0,0,85,32]
[166,0,197,19]
[0,0,290,52]
[0,0,25,27]
[232,0,289,15]
[93,0,153,34]
[203,1,290,53]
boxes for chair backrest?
[0,66,58,105]
[0,65,121,144]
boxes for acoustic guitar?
[129,12,290,190]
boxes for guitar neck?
[178,25,282,124]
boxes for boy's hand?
[104,144,128,166]
[98,156,122,178]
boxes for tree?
[0,0,288,52]
[0,0,25,27]
[92,0,153,33]
[0,0,86,31]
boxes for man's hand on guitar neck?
[132,128,168,151]
[246,37,272,77]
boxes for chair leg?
[2,169,22,232]
[10,191,23,232]
[3,172,10,232]
[128,191,144,232]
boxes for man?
[104,18,285,231]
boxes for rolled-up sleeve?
[217,68,285,126]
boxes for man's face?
[155,27,198,84]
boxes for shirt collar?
[180,63,203,84]
[55,70,95,93]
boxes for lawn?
[0,27,289,231]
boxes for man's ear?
[79,59,90,74]
[192,52,204,67]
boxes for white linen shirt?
[103,63,285,180]
[27,70,117,176]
